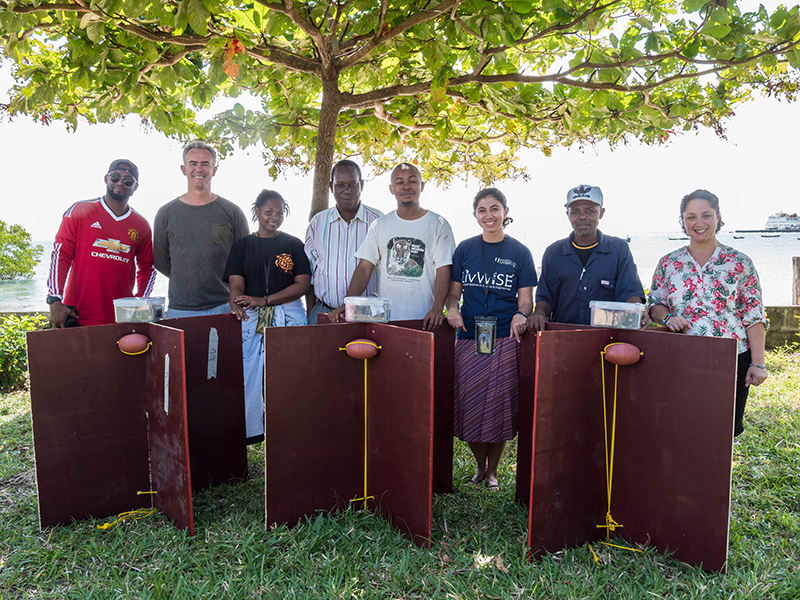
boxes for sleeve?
[647,256,670,310]
[355,219,381,266]
[223,238,247,281]
[304,216,319,285]
[292,236,312,277]
[232,205,251,242]
[517,242,538,289]
[47,206,79,298]
[535,246,554,305]
[134,223,157,298]
[152,205,171,278]
[432,217,455,268]
[735,254,767,329]
[451,241,465,282]
[613,243,646,301]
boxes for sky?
[1,14,799,261]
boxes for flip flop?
[466,475,485,487]
[485,480,500,491]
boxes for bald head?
[389,163,425,211]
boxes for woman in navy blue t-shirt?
[445,188,537,491]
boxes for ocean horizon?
[2,231,799,313]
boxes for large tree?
[1,0,799,217]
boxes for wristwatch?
[46,295,62,305]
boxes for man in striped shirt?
[304,160,383,324]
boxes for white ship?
[765,212,800,231]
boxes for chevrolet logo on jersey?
[93,238,131,254]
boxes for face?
[682,199,720,244]
[474,196,508,236]
[567,200,605,239]
[330,166,363,214]
[256,198,285,234]
[104,169,138,201]
[389,165,424,209]
[181,148,217,190]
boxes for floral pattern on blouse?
[648,245,766,353]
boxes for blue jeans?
[166,302,231,320]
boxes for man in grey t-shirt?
[154,140,250,318]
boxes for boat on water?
[668,236,689,240]
[733,235,745,239]
[761,234,780,238]
[734,212,800,233]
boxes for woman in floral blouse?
[648,189,768,437]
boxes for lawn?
[1,347,798,599]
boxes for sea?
[2,232,799,312]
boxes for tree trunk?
[309,79,343,220]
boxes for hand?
[446,310,466,332]
[527,312,548,332]
[230,301,248,322]
[745,365,768,387]
[664,314,690,333]
[327,305,346,323]
[639,309,650,329]
[49,300,78,329]
[510,313,527,342]
[234,295,266,310]
[422,308,446,331]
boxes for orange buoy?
[344,339,379,360]
[603,342,642,366]
[118,333,151,355]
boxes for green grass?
[1,347,799,599]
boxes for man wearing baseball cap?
[528,184,645,330]
[46,160,156,327]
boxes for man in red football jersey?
[47,160,157,327]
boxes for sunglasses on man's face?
[108,172,137,187]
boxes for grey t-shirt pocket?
[212,223,232,244]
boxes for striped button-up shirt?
[304,203,384,308]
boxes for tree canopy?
[0,220,42,280]
[1,0,799,216]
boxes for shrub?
[0,313,48,390]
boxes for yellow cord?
[96,508,157,530]
[340,352,374,510]
[601,541,644,553]
[117,342,152,356]
[597,350,622,538]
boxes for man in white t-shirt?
[329,163,455,330]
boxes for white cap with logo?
[565,184,603,207]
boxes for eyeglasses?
[108,173,137,187]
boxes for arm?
[744,323,768,387]
[648,303,690,332]
[152,208,171,278]
[445,280,466,332]
[134,227,157,298]
[305,284,317,317]
[47,212,78,328]
[228,274,248,321]
[423,265,451,331]
[528,300,552,332]
[511,286,534,341]
[328,259,375,322]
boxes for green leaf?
[702,24,731,40]
[186,0,209,36]
[683,0,709,13]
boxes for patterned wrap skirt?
[453,336,521,443]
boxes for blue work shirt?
[536,231,645,325]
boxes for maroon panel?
[159,314,247,489]
[609,329,736,571]
[143,324,194,535]
[514,333,537,504]
[27,324,151,527]
[264,324,363,527]
[367,324,434,546]
[391,319,454,494]
[527,328,612,556]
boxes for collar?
[560,230,607,255]
[100,196,132,221]
[330,202,368,223]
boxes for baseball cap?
[108,159,139,182]
[565,184,603,207]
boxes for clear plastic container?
[113,297,166,323]
[589,300,644,330]
[344,297,391,323]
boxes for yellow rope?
[96,508,157,530]
[597,350,622,538]
[601,541,644,553]
[117,341,152,355]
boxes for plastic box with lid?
[589,300,644,330]
[344,297,391,323]
[113,297,166,323]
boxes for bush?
[0,313,48,390]
[0,220,43,280]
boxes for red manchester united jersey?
[47,198,157,326]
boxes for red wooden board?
[27,325,152,527]
[525,327,736,572]
[264,324,364,526]
[144,324,194,535]
[159,314,247,489]
[367,324,434,546]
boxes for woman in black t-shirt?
[224,190,311,444]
